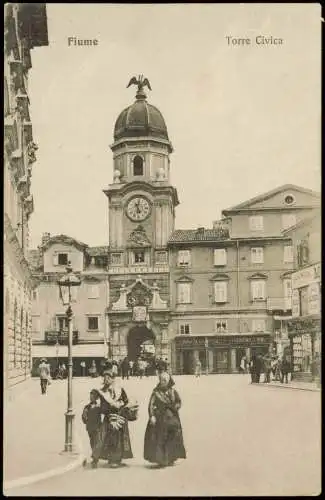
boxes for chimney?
[41,232,51,246]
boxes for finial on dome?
[126,74,152,100]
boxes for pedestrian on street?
[38,358,51,395]
[138,358,145,379]
[144,371,186,468]
[194,358,202,377]
[250,355,256,383]
[129,360,134,377]
[255,354,263,383]
[80,360,86,377]
[89,360,98,378]
[121,357,129,380]
[82,389,102,463]
[91,364,133,469]
[239,356,246,374]
[263,355,272,383]
[280,354,291,384]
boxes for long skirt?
[92,416,133,463]
[144,413,186,466]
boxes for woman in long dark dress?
[91,367,133,468]
[144,371,186,467]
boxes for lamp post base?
[62,410,76,454]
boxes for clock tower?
[104,76,179,364]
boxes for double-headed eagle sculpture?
[127,74,152,93]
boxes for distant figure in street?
[38,358,51,395]
[254,354,263,383]
[129,360,134,377]
[121,357,129,380]
[89,360,98,378]
[263,355,272,383]
[280,354,291,384]
[144,371,186,468]
[112,360,119,377]
[80,360,86,377]
[138,358,146,379]
[239,356,246,374]
[250,355,256,383]
[82,389,102,462]
[194,359,202,377]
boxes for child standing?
[82,389,102,467]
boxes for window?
[299,286,309,316]
[133,155,144,176]
[214,249,227,266]
[58,316,68,330]
[214,281,228,303]
[249,216,264,231]
[111,253,122,265]
[284,194,295,205]
[58,253,68,266]
[134,250,145,264]
[283,245,294,263]
[177,282,192,303]
[252,319,266,332]
[251,247,264,264]
[88,284,99,299]
[283,279,292,298]
[179,323,190,335]
[177,250,191,266]
[282,213,296,230]
[251,280,266,300]
[32,289,38,301]
[215,320,227,333]
[88,316,99,331]
[155,251,168,264]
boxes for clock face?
[126,196,151,221]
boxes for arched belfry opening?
[127,325,155,361]
[133,155,144,176]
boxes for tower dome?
[113,76,169,141]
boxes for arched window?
[133,155,144,176]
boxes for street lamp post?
[57,262,81,454]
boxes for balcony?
[45,330,79,345]
[267,297,292,312]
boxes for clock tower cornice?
[104,180,179,206]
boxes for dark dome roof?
[114,97,169,141]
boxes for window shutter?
[284,245,293,263]
[53,254,58,266]
[177,251,184,265]
[214,281,227,302]
[214,249,227,266]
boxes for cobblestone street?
[5,374,321,496]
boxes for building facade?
[169,186,320,374]
[284,210,321,382]
[29,234,109,376]
[29,80,321,377]
[4,4,48,388]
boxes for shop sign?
[308,283,321,315]
[292,289,300,318]
[175,335,270,348]
[292,263,321,289]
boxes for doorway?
[182,350,193,374]
[127,326,155,362]
[215,349,229,373]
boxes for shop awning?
[32,343,107,358]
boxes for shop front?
[173,333,272,375]
[32,342,108,377]
[287,316,321,382]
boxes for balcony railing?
[44,330,79,345]
[267,297,292,312]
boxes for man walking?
[38,358,51,395]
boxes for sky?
[28,3,321,248]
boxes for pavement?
[4,374,321,497]
[252,378,321,392]
[3,378,85,492]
